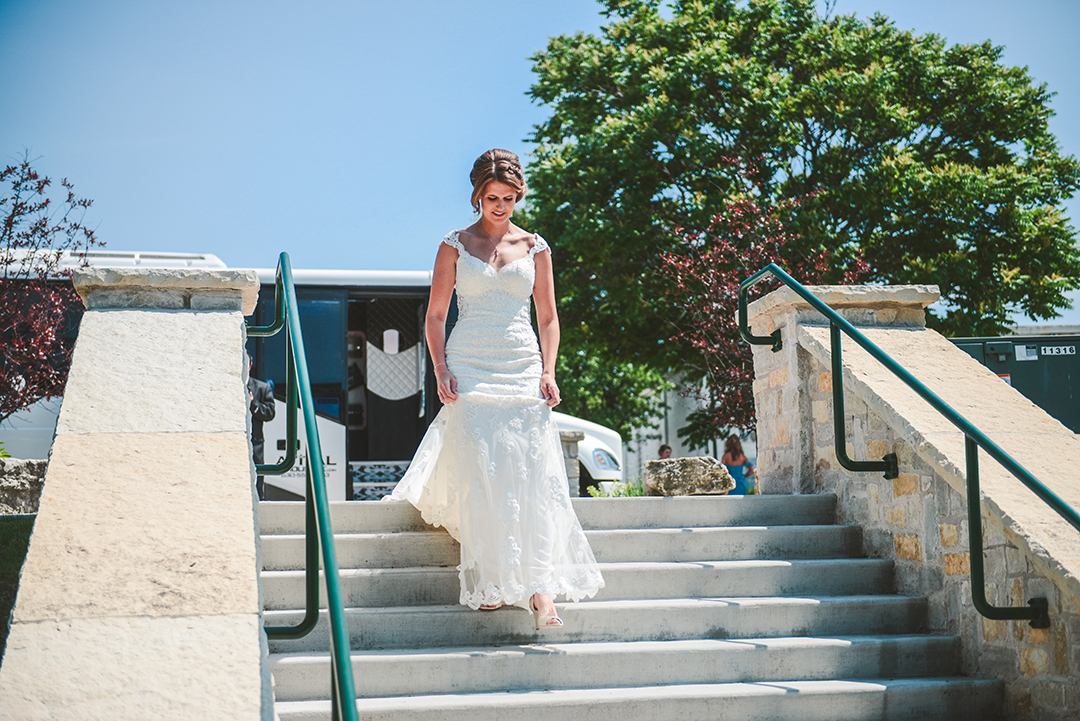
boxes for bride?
[389,148,604,629]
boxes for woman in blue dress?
[721,435,755,495]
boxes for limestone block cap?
[748,284,940,330]
[73,267,260,315]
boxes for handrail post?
[738,263,1077,629]
[331,666,341,721]
[248,252,357,720]
[279,253,358,718]
[965,437,1050,628]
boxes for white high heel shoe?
[530,597,563,630]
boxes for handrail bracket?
[830,322,899,480]
[966,437,1050,629]
[738,271,783,352]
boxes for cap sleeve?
[529,234,550,256]
[441,231,464,252]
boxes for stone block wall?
[748,285,1080,721]
[750,331,812,495]
[806,356,1079,718]
[0,268,272,720]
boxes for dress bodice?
[440,231,550,402]
[441,230,549,313]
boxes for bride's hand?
[540,372,560,407]
[437,367,458,403]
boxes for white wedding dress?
[389,231,605,610]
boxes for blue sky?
[2,0,1078,322]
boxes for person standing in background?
[248,357,276,500]
[722,435,755,495]
[658,444,672,460]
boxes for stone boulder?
[0,458,47,514]
[643,456,735,496]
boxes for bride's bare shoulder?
[507,223,536,246]
[456,225,485,244]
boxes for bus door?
[346,294,435,499]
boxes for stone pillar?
[560,430,585,497]
[746,285,938,494]
[0,268,272,719]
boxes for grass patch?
[586,481,644,497]
[0,515,35,667]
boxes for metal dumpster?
[951,335,1079,433]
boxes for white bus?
[0,251,624,499]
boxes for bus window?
[253,287,348,423]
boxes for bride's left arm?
[533,249,561,407]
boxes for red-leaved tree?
[1,154,101,421]
[659,189,867,449]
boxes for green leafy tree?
[555,349,670,443]
[526,0,1080,431]
[518,202,669,443]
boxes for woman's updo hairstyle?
[469,149,527,213]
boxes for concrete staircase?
[259,495,1002,720]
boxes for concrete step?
[261,558,896,610]
[261,493,1001,720]
[260,524,865,570]
[257,495,839,536]
[264,595,927,653]
[274,677,1003,721]
[270,635,961,702]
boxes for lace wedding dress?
[389,231,605,610]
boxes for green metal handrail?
[739,263,1080,629]
[247,252,357,721]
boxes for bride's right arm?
[427,243,458,403]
